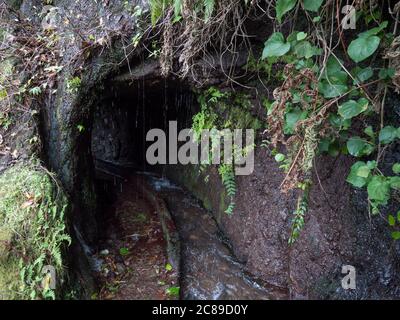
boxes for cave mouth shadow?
[89,74,198,237]
[91,76,197,173]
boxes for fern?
[149,0,173,25]
[225,202,236,215]
[204,0,215,22]
[173,0,182,18]
[288,181,310,244]
[218,164,236,214]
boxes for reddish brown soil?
[95,176,179,300]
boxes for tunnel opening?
[83,67,276,300]
[86,72,198,299]
[91,76,197,173]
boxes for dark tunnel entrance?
[87,73,197,299]
[91,76,198,173]
[86,70,275,300]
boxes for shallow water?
[145,173,273,300]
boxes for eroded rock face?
[167,151,400,299]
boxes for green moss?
[0,163,71,300]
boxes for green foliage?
[261,4,400,242]
[166,286,180,297]
[204,0,215,22]
[347,160,400,215]
[165,263,173,271]
[338,98,368,120]
[218,164,236,215]
[119,247,129,256]
[379,126,400,144]
[149,0,216,25]
[347,22,388,63]
[288,181,310,245]
[303,0,323,12]
[346,136,374,157]
[262,32,290,59]
[0,163,71,299]
[276,0,297,23]
[66,77,81,93]
[191,87,261,215]
[150,0,172,25]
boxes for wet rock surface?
[94,173,179,300]
[166,150,400,299]
[146,174,284,300]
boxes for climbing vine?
[261,0,400,242]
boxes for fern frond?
[150,0,173,25]
[204,0,215,22]
[288,181,311,245]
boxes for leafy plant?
[0,163,71,299]
[276,0,297,23]
[347,22,387,63]
[260,4,400,242]
[191,87,260,215]
[218,164,236,215]
[119,247,130,256]
[66,77,81,93]
[166,286,180,297]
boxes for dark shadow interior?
[90,75,198,236]
[91,77,198,173]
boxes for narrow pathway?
[93,166,280,300]
[94,175,179,300]
[146,174,275,300]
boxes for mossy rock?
[0,162,71,300]
[0,227,12,259]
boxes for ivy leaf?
[389,176,400,190]
[352,67,374,84]
[347,22,387,63]
[276,0,297,23]
[379,126,398,144]
[364,126,375,139]
[378,67,395,80]
[359,21,388,38]
[348,35,380,63]
[275,153,286,162]
[318,82,347,98]
[338,99,368,119]
[284,108,307,134]
[347,161,368,188]
[262,32,291,58]
[391,231,400,240]
[393,163,400,174]
[356,165,371,178]
[303,0,323,12]
[388,214,396,226]
[325,56,347,82]
[319,57,348,97]
[294,41,321,59]
[366,160,377,170]
[347,137,374,157]
[367,176,390,203]
[296,31,307,41]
